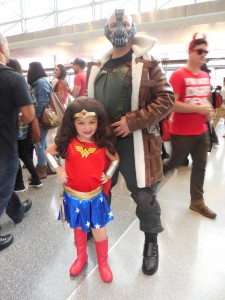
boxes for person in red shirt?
[53,64,69,106]
[69,58,86,98]
[163,33,217,219]
[45,97,119,283]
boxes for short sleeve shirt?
[74,72,86,96]
[169,67,210,135]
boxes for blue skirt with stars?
[58,186,114,232]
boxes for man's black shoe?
[0,234,13,251]
[23,199,32,213]
[142,242,159,275]
[14,199,32,224]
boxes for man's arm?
[20,104,35,123]
[125,61,175,133]
[174,94,213,116]
[69,85,81,98]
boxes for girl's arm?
[101,150,120,184]
[45,144,68,183]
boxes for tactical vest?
[94,62,132,123]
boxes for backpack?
[212,90,222,109]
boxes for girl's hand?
[56,166,68,183]
[101,172,110,184]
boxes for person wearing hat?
[69,58,86,98]
[163,33,217,219]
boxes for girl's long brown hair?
[55,97,116,158]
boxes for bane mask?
[104,9,136,47]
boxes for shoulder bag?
[41,92,65,130]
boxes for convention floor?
[1,123,225,300]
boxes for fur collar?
[88,35,157,187]
[96,34,157,66]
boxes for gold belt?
[64,185,102,200]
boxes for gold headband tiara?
[74,109,96,119]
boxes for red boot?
[70,228,88,276]
[94,238,113,283]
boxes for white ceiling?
[7,1,225,68]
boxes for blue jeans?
[34,125,49,166]
[0,154,24,223]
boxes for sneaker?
[212,143,219,149]
[29,178,43,188]
[14,184,26,192]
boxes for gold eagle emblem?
[75,146,96,158]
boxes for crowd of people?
[0,8,224,284]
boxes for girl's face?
[74,116,98,142]
[54,67,61,78]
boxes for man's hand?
[111,116,130,137]
[196,104,213,118]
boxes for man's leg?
[189,133,217,219]
[163,135,192,175]
[0,155,32,251]
[0,156,19,250]
[116,136,162,275]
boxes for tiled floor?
[1,123,225,300]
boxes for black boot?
[142,233,158,275]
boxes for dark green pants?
[112,135,163,234]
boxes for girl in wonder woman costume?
[45,97,119,283]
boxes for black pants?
[112,135,163,234]
[16,137,38,185]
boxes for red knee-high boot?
[70,228,88,276]
[94,238,113,283]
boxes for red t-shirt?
[65,137,111,196]
[74,72,86,97]
[169,67,210,135]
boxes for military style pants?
[112,135,163,234]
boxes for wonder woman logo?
[75,146,96,158]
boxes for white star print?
[108,212,113,218]
[95,223,100,229]
[75,208,80,213]
[85,221,90,228]
[99,196,104,202]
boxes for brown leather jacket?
[87,42,174,187]
[125,57,174,186]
